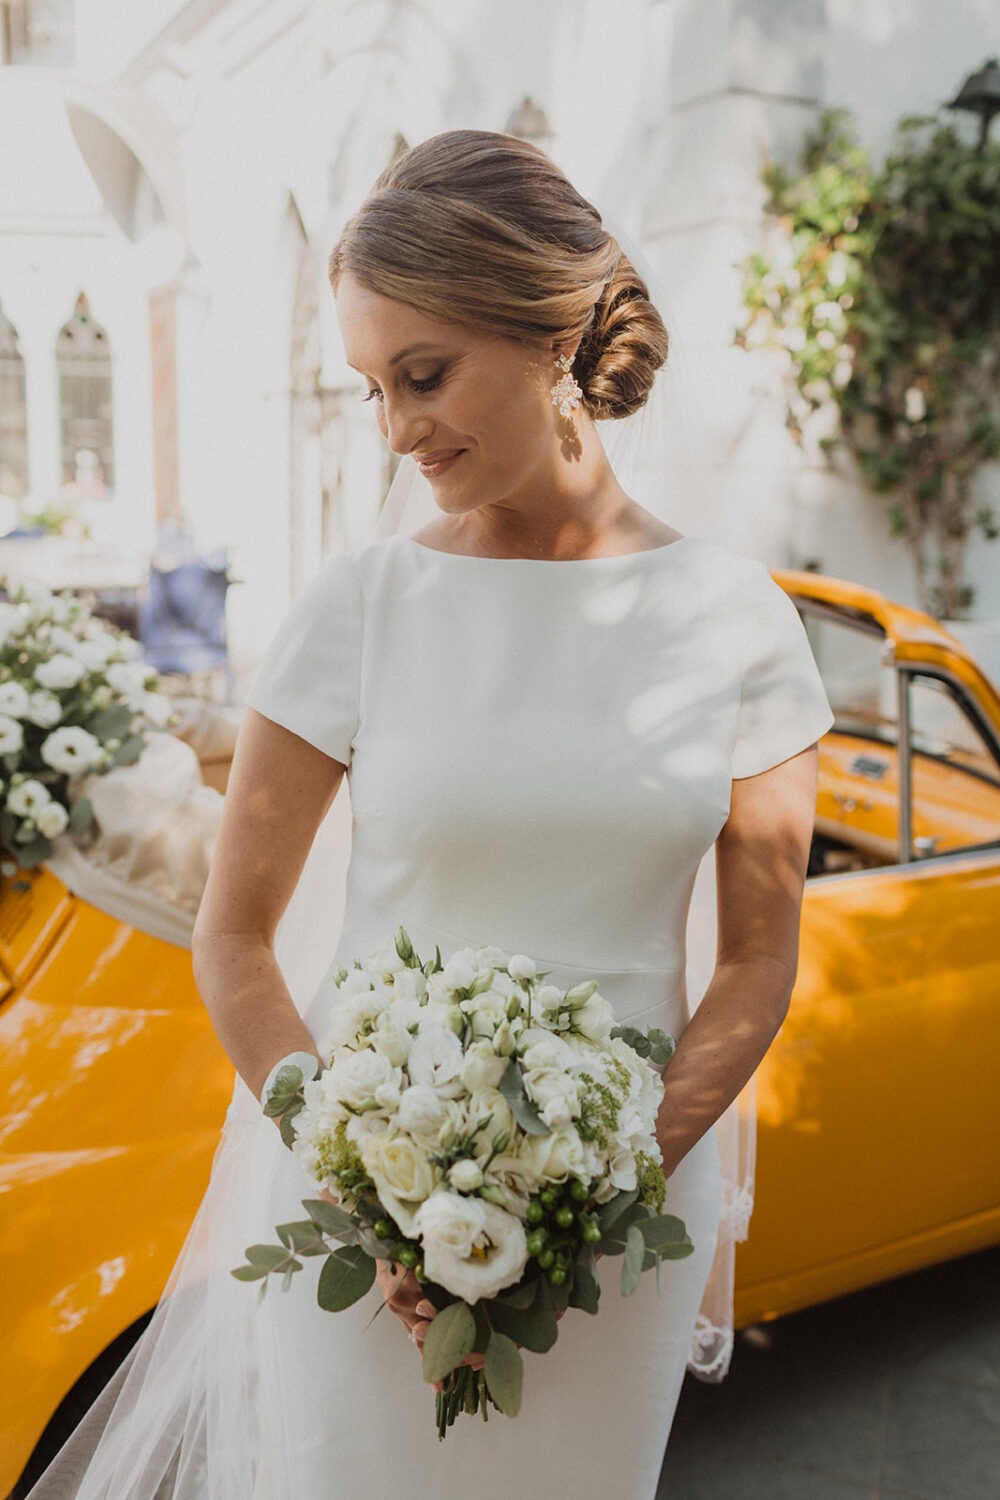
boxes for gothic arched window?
[57,292,113,497]
[0,302,28,502]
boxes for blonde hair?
[329,130,668,419]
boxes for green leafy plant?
[738,108,1000,618]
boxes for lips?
[414,449,465,477]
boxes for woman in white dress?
[26,130,831,1500]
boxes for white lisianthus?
[74,637,118,673]
[106,659,152,696]
[7,779,51,817]
[607,1147,638,1191]
[24,691,62,729]
[40,725,101,776]
[476,945,509,969]
[507,954,537,982]
[365,939,408,978]
[460,1040,508,1092]
[407,1024,465,1098]
[463,988,511,1040]
[416,1195,528,1303]
[140,692,172,729]
[35,654,86,691]
[374,1014,414,1068]
[0,715,24,755]
[36,800,69,839]
[518,1126,591,1183]
[391,966,427,1003]
[463,1087,515,1146]
[361,1132,441,1235]
[395,1084,448,1141]
[0,602,27,644]
[482,1154,536,1217]
[569,993,615,1044]
[442,949,478,991]
[523,1067,582,1129]
[49,626,77,653]
[0,681,29,718]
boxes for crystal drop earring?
[550,352,584,419]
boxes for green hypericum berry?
[414,1263,426,1281]
[570,1179,589,1203]
[526,1232,545,1256]
[525,1201,544,1225]
[555,1206,574,1228]
[538,1247,555,1269]
[540,1188,557,1209]
[374,1218,393,1239]
[549,1267,567,1286]
[397,1245,419,1269]
[582,1221,602,1243]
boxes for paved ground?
[656,1244,1000,1499]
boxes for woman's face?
[336,271,567,520]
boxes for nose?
[381,392,433,456]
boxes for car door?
[735,602,1000,1326]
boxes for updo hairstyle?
[329,130,669,420]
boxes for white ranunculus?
[461,1040,508,1093]
[448,1158,484,1193]
[0,681,29,718]
[35,654,86,691]
[416,1195,528,1303]
[36,800,69,839]
[40,725,101,776]
[7,779,51,817]
[362,1132,441,1235]
[507,954,537,982]
[24,690,62,728]
[407,1024,465,1097]
[0,715,24,755]
[326,1048,402,1111]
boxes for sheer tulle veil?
[23,213,749,1500]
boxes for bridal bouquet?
[234,930,693,1438]
[0,578,171,870]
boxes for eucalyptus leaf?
[498,1061,550,1137]
[483,1332,523,1417]
[487,1282,559,1353]
[316,1245,375,1312]
[621,1222,645,1295]
[569,1247,601,1315]
[90,704,133,740]
[647,1029,676,1066]
[15,836,52,869]
[305,1198,361,1243]
[231,1264,270,1282]
[596,1187,639,1236]
[422,1301,476,1384]
[494,1278,537,1311]
[245,1244,293,1270]
[68,796,93,835]
[112,735,144,767]
[276,1219,326,1253]
[639,1214,691,1251]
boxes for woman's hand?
[375,1262,485,1389]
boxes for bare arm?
[192,708,346,1099]
[656,745,818,1177]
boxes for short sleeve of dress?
[732,563,834,779]
[244,552,362,765]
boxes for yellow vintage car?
[2,573,1000,1496]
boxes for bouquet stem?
[435,1366,493,1440]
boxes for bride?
[26,130,830,1500]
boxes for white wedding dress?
[27,532,831,1500]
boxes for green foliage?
[738,108,1000,617]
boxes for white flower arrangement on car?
[0,578,172,871]
[235,929,693,1440]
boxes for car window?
[908,674,1000,856]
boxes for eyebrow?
[388,343,443,367]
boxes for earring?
[550,352,583,419]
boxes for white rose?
[7,779,51,817]
[407,1024,465,1098]
[40,725,101,776]
[25,691,62,729]
[35,654,86,691]
[0,715,24,755]
[518,1127,589,1184]
[448,1159,484,1193]
[326,1049,402,1111]
[416,1195,528,1303]
[0,681,29,718]
[569,993,616,1044]
[362,1132,441,1235]
[35,800,69,839]
[460,1041,508,1093]
[507,954,537,982]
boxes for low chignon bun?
[330,130,669,420]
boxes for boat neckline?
[402,533,694,564]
